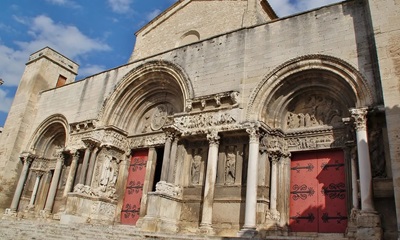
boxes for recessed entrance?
[121,149,149,225]
[289,150,347,233]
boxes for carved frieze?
[174,111,237,134]
[155,181,182,199]
[286,129,347,152]
[30,158,56,171]
[68,127,128,152]
[129,133,166,148]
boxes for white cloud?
[269,0,342,17]
[146,9,162,21]
[108,0,133,14]
[44,0,81,8]
[0,89,13,113]
[0,15,111,87]
[79,64,107,77]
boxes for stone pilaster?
[160,131,173,182]
[28,170,44,209]
[266,152,280,222]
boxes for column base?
[238,227,258,238]
[356,211,382,240]
[199,223,215,235]
[3,208,17,218]
[39,209,52,219]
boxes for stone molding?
[186,91,240,112]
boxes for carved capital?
[269,152,281,164]
[246,123,260,144]
[350,108,368,131]
[20,152,36,165]
[207,130,220,146]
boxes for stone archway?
[247,55,375,234]
[16,115,69,217]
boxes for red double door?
[121,150,148,225]
[289,150,347,233]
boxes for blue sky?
[0,0,342,127]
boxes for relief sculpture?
[191,149,202,185]
[225,147,236,184]
[286,95,344,129]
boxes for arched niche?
[29,115,69,157]
[178,30,201,47]
[247,55,374,128]
[101,61,193,135]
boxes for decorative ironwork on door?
[289,150,347,233]
[121,150,148,225]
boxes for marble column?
[44,151,65,213]
[85,147,99,186]
[28,171,43,208]
[167,137,179,183]
[242,126,260,232]
[78,146,92,184]
[200,130,220,233]
[63,151,80,196]
[268,153,280,221]
[8,154,34,212]
[160,132,173,182]
[350,108,374,212]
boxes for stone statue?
[225,148,236,184]
[191,150,202,184]
[99,155,118,191]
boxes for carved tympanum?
[286,95,345,129]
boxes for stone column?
[350,108,374,212]
[267,152,280,221]
[85,147,99,186]
[350,147,359,210]
[199,130,220,233]
[241,126,260,234]
[63,151,80,196]
[160,132,173,181]
[43,151,65,213]
[28,171,43,208]
[8,154,34,213]
[78,146,92,184]
[167,136,179,183]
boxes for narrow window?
[56,75,67,87]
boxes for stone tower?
[0,47,78,210]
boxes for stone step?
[0,218,351,240]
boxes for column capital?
[350,108,368,131]
[207,130,220,146]
[269,152,281,164]
[20,152,36,165]
[246,123,261,144]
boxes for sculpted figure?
[100,155,117,190]
[225,147,236,184]
[191,151,202,184]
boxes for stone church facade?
[0,0,399,239]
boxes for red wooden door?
[289,150,347,233]
[121,149,148,225]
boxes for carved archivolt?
[246,55,374,125]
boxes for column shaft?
[85,147,99,186]
[10,156,32,211]
[160,134,173,181]
[270,157,279,215]
[167,138,179,183]
[351,149,359,209]
[63,152,80,196]
[44,154,64,212]
[200,132,220,230]
[28,173,42,207]
[243,129,260,229]
[78,148,91,184]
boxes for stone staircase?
[0,218,349,240]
